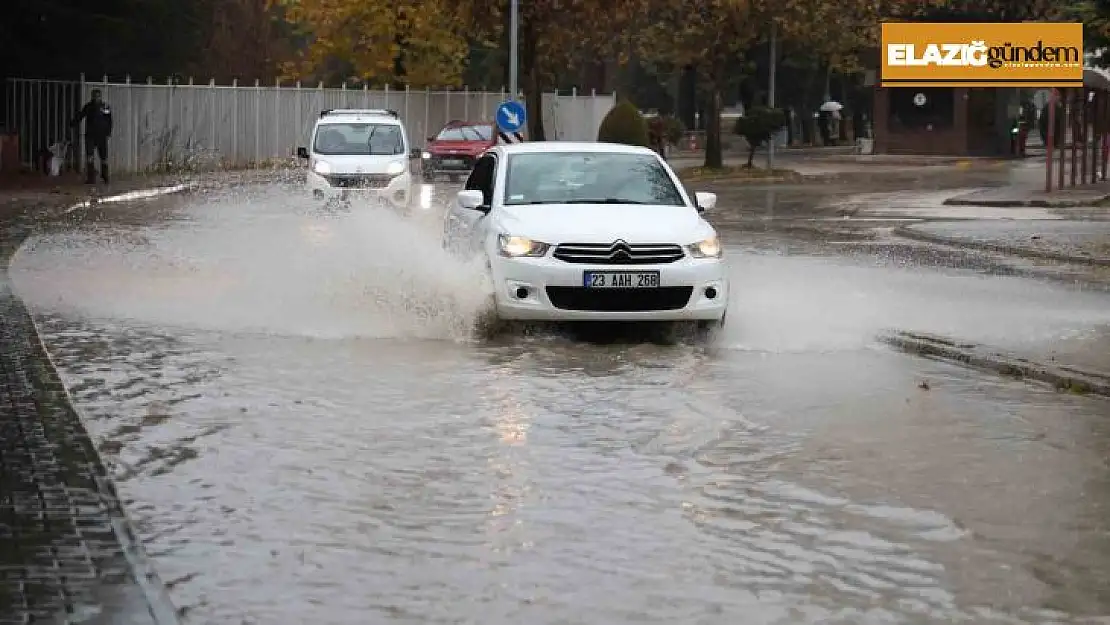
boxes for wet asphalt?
[6,172,1110,624]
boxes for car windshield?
[313,122,405,155]
[503,152,686,206]
[435,125,492,141]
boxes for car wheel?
[473,263,503,339]
[695,311,727,339]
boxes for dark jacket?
[72,100,113,138]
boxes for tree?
[734,107,786,167]
[191,0,294,82]
[467,0,638,140]
[627,0,764,169]
[271,0,478,87]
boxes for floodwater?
[9,181,1110,624]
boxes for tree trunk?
[704,85,723,169]
[519,20,546,140]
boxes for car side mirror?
[457,189,488,213]
[296,147,309,159]
[427,136,435,143]
[694,191,717,213]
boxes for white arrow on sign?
[503,109,520,127]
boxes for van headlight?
[386,160,406,175]
[313,160,332,175]
[685,236,721,258]
[498,235,550,258]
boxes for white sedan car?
[442,141,728,331]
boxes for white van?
[297,109,419,210]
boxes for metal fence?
[3,77,617,174]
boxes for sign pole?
[1046,88,1056,193]
[509,0,519,102]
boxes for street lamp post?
[509,0,519,101]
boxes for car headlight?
[685,236,722,259]
[313,160,332,175]
[421,151,431,160]
[386,160,406,175]
[498,234,550,258]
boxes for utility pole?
[509,0,519,101]
[767,19,777,170]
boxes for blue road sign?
[495,100,527,133]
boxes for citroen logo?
[608,239,632,259]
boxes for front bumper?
[422,154,477,176]
[306,170,412,209]
[489,255,729,321]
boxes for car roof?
[317,114,402,125]
[494,141,658,156]
[442,120,493,127]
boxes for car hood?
[494,203,714,244]
[428,140,490,155]
[313,154,407,174]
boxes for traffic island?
[880,331,1110,398]
[1,192,181,624]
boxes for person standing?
[70,89,113,184]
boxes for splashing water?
[717,251,1110,353]
[9,186,492,341]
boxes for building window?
[888,88,955,130]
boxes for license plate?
[583,271,660,288]
[442,158,464,166]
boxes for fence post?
[208,79,216,168]
[232,78,239,166]
[424,87,430,141]
[275,78,281,159]
[464,85,469,120]
[383,83,389,111]
[165,76,174,171]
[254,79,261,166]
[295,81,303,150]
[404,85,410,129]
[78,73,87,174]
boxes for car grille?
[552,242,685,265]
[545,286,693,312]
[323,173,394,188]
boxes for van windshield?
[313,123,405,155]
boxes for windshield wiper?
[558,198,651,204]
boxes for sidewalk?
[668,150,1015,180]
[1,187,180,624]
[894,220,1110,267]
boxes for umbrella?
[819,101,844,112]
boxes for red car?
[420,120,496,182]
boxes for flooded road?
[9,180,1110,624]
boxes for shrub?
[598,101,649,147]
[733,107,787,167]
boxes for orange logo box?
[881,22,1084,87]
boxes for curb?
[879,330,1110,398]
[2,184,187,624]
[891,224,1110,267]
[943,195,1110,208]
